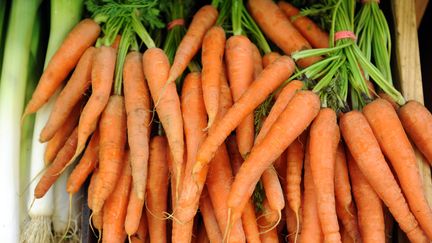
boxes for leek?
[0,0,9,74]
[0,0,42,241]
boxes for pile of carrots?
[23,0,432,242]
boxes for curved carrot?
[23,19,100,117]
[92,211,103,233]
[278,1,329,49]
[125,184,145,236]
[87,168,99,210]
[202,26,225,128]
[200,189,223,243]
[261,167,284,214]
[363,99,432,239]
[262,52,281,68]
[339,110,428,243]
[247,0,321,68]
[40,47,94,142]
[168,5,218,83]
[124,51,151,200]
[92,95,127,213]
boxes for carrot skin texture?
[347,151,385,243]
[262,52,281,68]
[202,26,225,128]
[199,188,224,243]
[102,152,131,243]
[40,47,95,142]
[87,168,99,210]
[124,51,151,200]
[23,19,100,116]
[250,43,263,79]
[363,99,432,239]
[92,95,127,213]
[168,5,218,83]
[398,100,432,165]
[228,91,320,224]
[340,111,428,243]
[278,1,329,49]
[125,184,145,236]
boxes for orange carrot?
[143,47,184,201]
[34,128,78,198]
[225,35,255,157]
[378,92,399,110]
[227,91,320,230]
[168,5,218,83]
[334,143,361,242]
[66,130,99,194]
[146,136,169,243]
[247,0,321,68]
[278,1,329,49]
[262,52,281,68]
[40,47,94,142]
[91,95,127,213]
[257,204,280,243]
[250,43,263,79]
[274,150,288,184]
[23,19,100,116]
[92,211,103,233]
[398,100,432,165]
[347,150,385,243]
[125,184,145,237]
[261,167,284,216]
[44,100,81,164]
[202,26,225,128]
[340,110,428,243]
[87,168,99,210]
[200,188,224,243]
[194,55,295,174]
[130,210,148,243]
[123,51,151,200]
[259,199,281,229]
[102,151,131,243]
[363,98,432,239]
[75,46,116,161]
[285,205,302,243]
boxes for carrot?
[261,167,284,217]
[44,100,81,164]
[274,151,288,184]
[259,199,281,229]
[92,211,103,233]
[168,5,218,83]
[102,151,131,243]
[262,52,281,68]
[130,210,148,243]
[66,129,99,195]
[339,110,428,243]
[91,95,127,213]
[146,136,169,243]
[125,184,145,237]
[285,206,301,243]
[194,55,295,174]
[300,141,323,243]
[87,168,99,210]
[225,35,255,157]
[247,0,321,68]
[143,47,184,201]
[199,188,224,243]
[40,47,95,142]
[202,26,225,128]
[34,128,78,198]
[398,100,432,165]
[363,98,432,239]
[278,1,329,49]
[227,90,320,230]
[75,46,116,162]
[123,51,151,200]
[378,92,399,110]
[251,43,263,79]
[347,150,385,243]
[257,205,280,243]
[334,143,361,242]
[23,19,100,117]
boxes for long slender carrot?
[225,35,255,157]
[261,167,284,216]
[202,26,225,128]
[44,100,82,164]
[193,55,295,174]
[398,100,432,165]
[339,110,428,243]
[34,128,78,198]
[262,52,281,68]
[75,46,116,162]
[199,188,224,243]
[143,47,184,201]
[92,211,103,233]
[251,43,263,79]
[125,184,145,237]
[347,150,385,243]
[227,91,320,230]
[278,1,329,49]
[285,205,301,243]
[23,19,100,117]
[66,130,99,195]
[40,47,95,142]
[146,136,169,243]
[87,168,99,211]
[334,143,361,242]
[124,51,151,200]
[168,5,218,83]
[130,210,148,243]
[363,98,432,240]
[102,151,131,243]
[91,95,127,213]
[247,0,321,68]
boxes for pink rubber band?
[335,31,357,41]
[168,19,185,30]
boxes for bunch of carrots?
[21,0,432,242]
